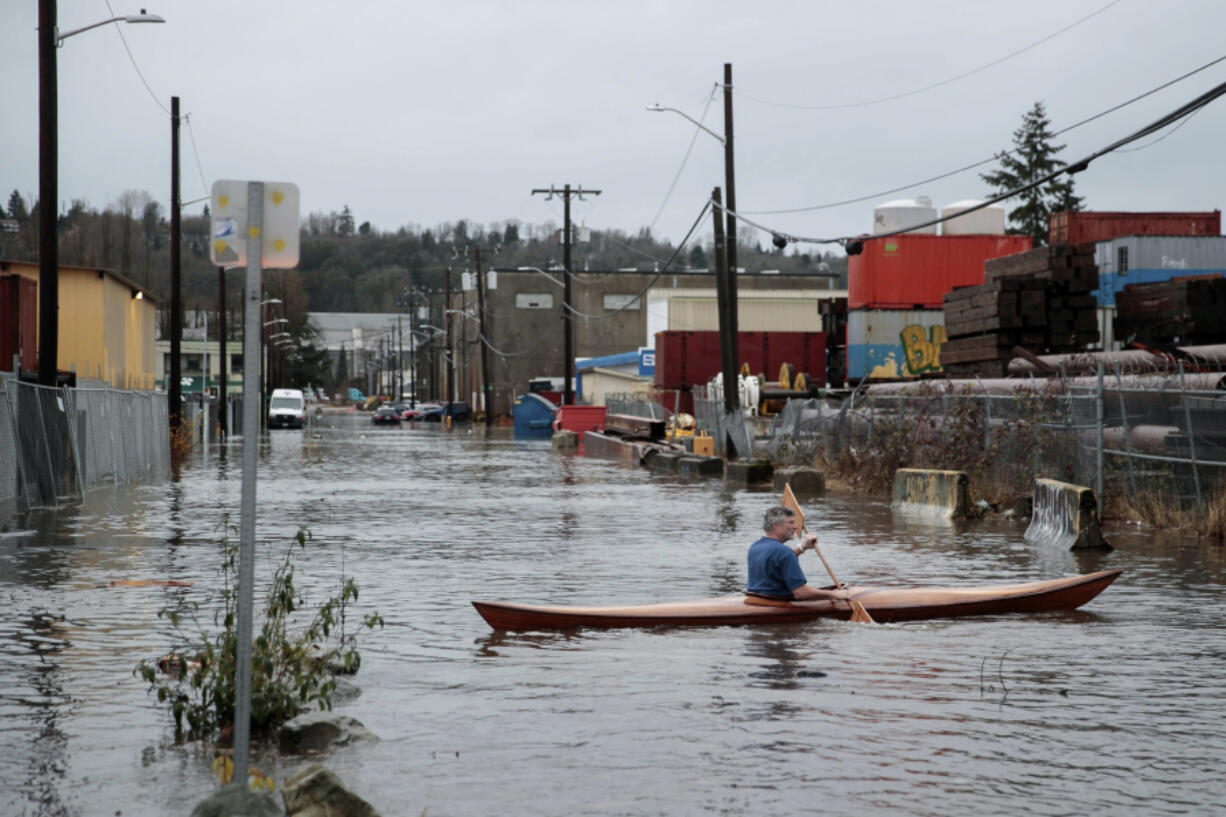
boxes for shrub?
[135,525,383,741]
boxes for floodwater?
[2,412,1225,817]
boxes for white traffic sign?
[209,180,300,268]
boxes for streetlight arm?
[646,104,725,145]
[57,12,165,45]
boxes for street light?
[263,318,289,328]
[648,63,740,417]
[37,6,165,386]
[646,104,725,145]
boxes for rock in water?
[190,782,282,817]
[277,712,378,754]
[282,764,380,817]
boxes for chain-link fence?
[605,392,674,420]
[0,376,169,514]
[754,369,1226,510]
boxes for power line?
[184,114,210,202]
[736,0,1122,111]
[727,78,1226,247]
[104,0,170,115]
[742,52,1226,215]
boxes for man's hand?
[794,532,817,556]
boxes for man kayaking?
[747,506,851,601]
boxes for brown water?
[2,413,1224,816]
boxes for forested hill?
[1,191,847,321]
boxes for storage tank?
[873,197,937,235]
[940,200,1006,235]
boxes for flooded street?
[3,412,1225,816]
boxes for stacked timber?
[941,243,1100,377]
[1114,276,1226,346]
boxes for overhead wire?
[561,200,712,321]
[726,78,1226,247]
[735,0,1123,111]
[104,0,170,115]
[742,52,1226,215]
[649,84,720,233]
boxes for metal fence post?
[1177,360,1203,508]
[1113,363,1137,496]
[1096,363,1104,515]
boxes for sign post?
[209,179,299,785]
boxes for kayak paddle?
[782,483,875,624]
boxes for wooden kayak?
[472,569,1121,630]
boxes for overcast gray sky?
[3,0,1224,255]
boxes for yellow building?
[2,260,158,388]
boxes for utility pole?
[530,184,601,405]
[217,267,226,437]
[169,97,182,430]
[444,266,453,422]
[722,63,739,384]
[37,0,58,386]
[711,187,737,416]
[474,247,493,427]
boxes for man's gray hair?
[763,505,795,533]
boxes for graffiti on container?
[1161,255,1189,269]
[899,324,947,374]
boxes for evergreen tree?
[981,101,1083,246]
[688,243,708,269]
[7,190,28,221]
[337,205,355,236]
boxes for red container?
[553,404,606,434]
[848,234,1032,309]
[1048,210,1221,245]
[654,331,826,388]
[0,274,38,371]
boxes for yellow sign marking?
[214,239,228,255]
[273,238,286,252]
[218,195,229,209]
[249,226,260,239]
[271,190,284,205]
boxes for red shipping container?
[848,234,1032,309]
[654,330,826,389]
[0,274,38,371]
[553,404,606,434]
[1048,210,1221,245]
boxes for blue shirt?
[746,536,809,598]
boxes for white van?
[268,388,306,429]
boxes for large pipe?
[863,372,1226,396]
[1008,344,1226,376]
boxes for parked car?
[268,388,306,429]
[400,402,440,421]
[372,405,402,425]
[422,401,472,423]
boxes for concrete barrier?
[551,430,579,451]
[677,455,723,478]
[891,468,971,519]
[725,459,774,486]
[649,451,683,473]
[1024,478,1111,551]
[772,467,826,497]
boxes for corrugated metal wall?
[651,289,841,333]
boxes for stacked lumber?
[941,243,1100,377]
[1114,275,1226,345]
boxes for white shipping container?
[846,308,946,380]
